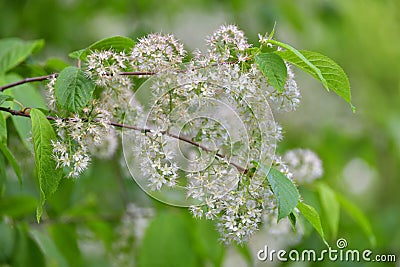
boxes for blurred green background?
[0,0,399,266]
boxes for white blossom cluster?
[51,105,113,177]
[130,33,186,72]
[123,25,303,244]
[284,148,323,184]
[44,24,316,244]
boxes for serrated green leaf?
[138,212,199,267]
[255,52,287,92]
[55,66,95,113]
[69,36,135,60]
[30,108,63,222]
[297,201,329,247]
[0,93,13,105]
[260,165,300,221]
[335,193,375,246]
[0,143,22,186]
[316,182,340,239]
[0,38,44,74]
[274,46,353,109]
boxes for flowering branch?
[0,71,158,92]
[0,106,247,173]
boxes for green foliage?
[297,201,328,246]
[275,48,353,110]
[191,218,225,267]
[0,38,44,75]
[316,182,340,239]
[12,224,46,267]
[0,221,15,262]
[30,229,69,267]
[31,108,63,222]
[0,143,22,186]
[69,36,135,60]
[55,66,95,114]
[138,212,199,267]
[336,193,376,246]
[260,165,300,221]
[0,93,13,105]
[255,52,287,92]
[0,113,6,143]
[1,74,47,150]
[0,195,37,218]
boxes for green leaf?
[49,224,84,267]
[288,212,297,231]
[0,195,38,218]
[316,182,340,239]
[270,40,328,88]
[138,212,199,267]
[297,201,328,246]
[274,45,353,110]
[255,52,287,92]
[260,165,300,221]
[12,224,46,267]
[69,36,135,60]
[336,193,375,246]
[0,93,13,105]
[192,219,225,267]
[30,229,69,267]
[0,143,22,186]
[1,74,47,151]
[0,38,44,74]
[55,66,95,113]
[30,108,63,222]
[0,113,6,144]
[0,221,15,262]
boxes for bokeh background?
[0,0,399,266]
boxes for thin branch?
[0,107,247,173]
[0,60,239,92]
[0,74,58,92]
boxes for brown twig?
[0,107,247,173]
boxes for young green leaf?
[69,36,135,60]
[316,182,340,239]
[30,108,63,222]
[259,164,300,221]
[0,93,13,105]
[255,52,287,92]
[274,45,353,110]
[297,201,329,247]
[0,38,44,74]
[336,193,376,246]
[54,66,95,113]
[0,143,22,186]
